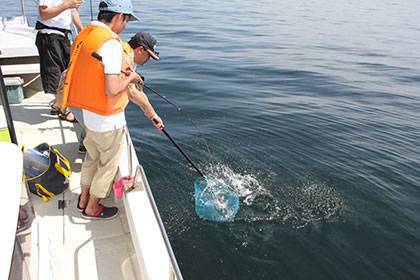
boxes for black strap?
[35,20,72,35]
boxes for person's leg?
[35,33,68,109]
[78,187,90,210]
[80,129,86,144]
[69,107,87,152]
[85,195,101,214]
[55,34,71,110]
[35,33,53,97]
[84,128,125,217]
[79,128,99,209]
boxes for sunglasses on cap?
[142,45,160,60]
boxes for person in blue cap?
[62,0,164,220]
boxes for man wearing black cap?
[124,32,161,121]
[128,32,160,63]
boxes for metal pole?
[20,0,26,22]
[89,0,93,21]
[0,67,18,144]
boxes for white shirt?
[38,0,73,36]
[83,21,126,133]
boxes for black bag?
[25,143,72,202]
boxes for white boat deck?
[0,16,39,59]
[0,15,40,94]
[8,92,141,279]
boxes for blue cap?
[99,0,139,21]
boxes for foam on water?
[203,163,270,205]
[204,164,345,228]
[241,176,346,229]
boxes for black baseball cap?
[128,32,159,60]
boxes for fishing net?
[194,178,239,222]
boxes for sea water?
[5,0,420,279]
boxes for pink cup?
[113,176,134,199]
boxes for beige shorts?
[80,127,125,198]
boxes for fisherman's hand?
[65,0,83,9]
[136,72,145,86]
[128,71,142,84]
[121,63,133,75]
[151,114,164,130]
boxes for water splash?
[202,164,345,228]
[203,163,271,205]
[241,176,346,229]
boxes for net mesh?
[194,177,239,222]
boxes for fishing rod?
[138,76,213,159]
[155,122,205,178]
[154,125,239,223]
[91,52,204,175]
[143,84,182,111]
[91,52,181,110]
[136,69,214,159]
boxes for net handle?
[158,126,205,178]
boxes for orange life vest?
[61,24,133,116]
[122,41,134,67]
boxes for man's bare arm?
[39,0,82,21]
[71,9,83,32]
[104,72,142,97]
[127,85,164,129]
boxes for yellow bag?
[24,143,72,202]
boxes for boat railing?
[20,0,26,20]
[118,129,183,280]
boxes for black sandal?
[82,205,119,220]
[58,111,78,123]
[50,106,60,115]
